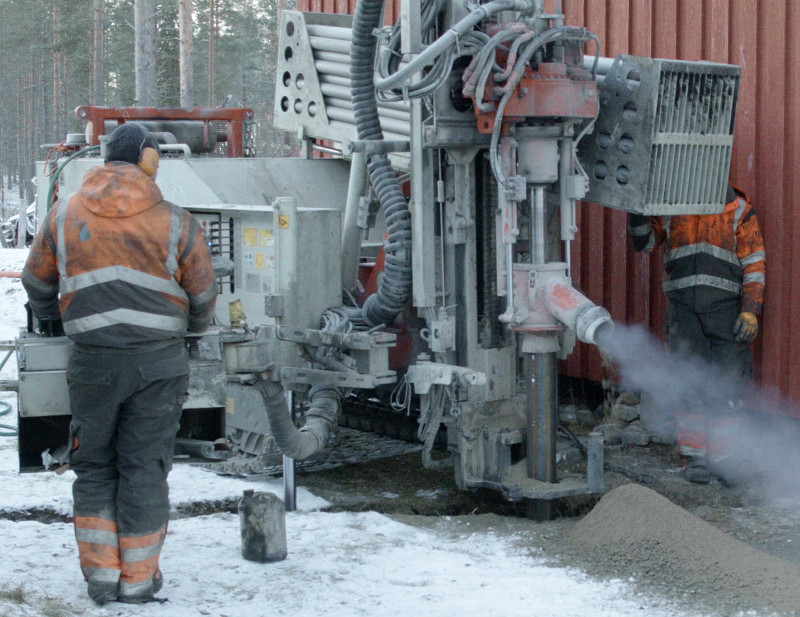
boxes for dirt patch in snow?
[297,451,528,517]
[291,437,800,616]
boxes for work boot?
[87,580,119,606]
[683,460,713,484]
[117,570,164,604]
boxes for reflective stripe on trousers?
[677,409,744,461]
[74,515,121,585]
[676,409,707,458]
[119,528,167,597]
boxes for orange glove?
[733,311,758,343]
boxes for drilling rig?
[12,0,739,518]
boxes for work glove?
[38,317,65,337]
[733,311,758,343]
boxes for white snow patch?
[0,510,706,617]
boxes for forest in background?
[0,0,297,209]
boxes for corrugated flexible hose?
[0,401,16,437]
[351,0,412,328]
[255,379,340,460]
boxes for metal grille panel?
[579,55,740,216]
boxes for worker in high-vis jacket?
[22,123,216,604]
[629,183,765,484]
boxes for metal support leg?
[283,390,297,512]
[341,151,367,292]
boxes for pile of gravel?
[566,483,800,615]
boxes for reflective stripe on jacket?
[23,163,216,347]
[629,188,765,314]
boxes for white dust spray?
[596,322,800,501]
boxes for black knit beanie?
[104,123,159,165]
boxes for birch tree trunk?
[179,0,194,107]
[91,0,104,105]
[134,0,158,106]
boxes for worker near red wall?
[629,183,765,484]
[22,123,216,604]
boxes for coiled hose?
[351,0,412,328]
[0,400,16,437]
[254,379,340,460]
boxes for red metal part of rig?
[461,23,598,134]
[75,106,254,158]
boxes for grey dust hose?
[254,379,340,460]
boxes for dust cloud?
[596,322,800,500]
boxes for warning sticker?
[243,227,258,247]
[278,215,290,229]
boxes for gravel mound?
[567,483,800,616]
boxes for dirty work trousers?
[666,301,752,464]
[68,342,188,603]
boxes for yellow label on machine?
[242,227,258,247]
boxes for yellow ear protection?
[138,145,160,177]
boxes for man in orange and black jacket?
[629,183,765,484]
[22,123,216,604]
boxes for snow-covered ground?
[0,248,710,617]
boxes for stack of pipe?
[306,23,411,140]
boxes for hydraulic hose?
[46,146,101,211]
[419,387,453,470]
[374,0,535,92]
[254,379,340,460]
[0,400,16,437]
[351,0,413,327]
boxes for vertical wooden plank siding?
[754,5,786,390]
[627,0,656,336]
[294,0,800,405]
[787,2,800,400]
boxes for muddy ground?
[9,423,800,616]
[249,427,800,617]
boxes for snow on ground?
[0,248,712,617]
[0,249,27,359]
